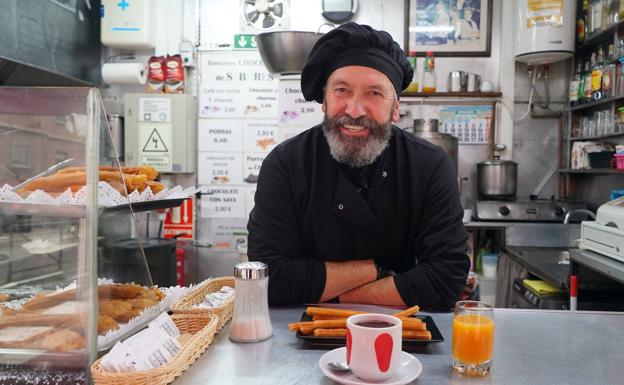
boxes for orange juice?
[452,314,494,364]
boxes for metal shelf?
[576,22,621,52]
[400,91,502,104]
[565,20,624,195]
[569,95,624,112]
[569,132,624,141]
[559,168,624,174]
[401,91,501,98]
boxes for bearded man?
[247,23,469,310]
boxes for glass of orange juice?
[452,301,494,376]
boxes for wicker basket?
[91,313,217,385]
[170,277,235,332]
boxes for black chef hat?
[301,22,413,103]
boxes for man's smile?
[340,124,371,137]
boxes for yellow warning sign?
[142,128,169,152]
[139,123,172,171]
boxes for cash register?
[580,196,624,262]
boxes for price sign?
[278,78,323,127]
[198,119,244,152]
[201,187,246,219]
[198,152,243,185]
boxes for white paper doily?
[0,182,197,207]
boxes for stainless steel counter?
[174,307,624,385]
[505,246,571,288]
[570,248,624,285]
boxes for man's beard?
[322,113,393,168]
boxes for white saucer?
[319,347,422,385]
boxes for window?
[11,144,31,168]
[55,151,70,164]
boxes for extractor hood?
[0,0,102,87]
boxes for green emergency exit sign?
[234,34,257,49]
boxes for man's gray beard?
[322,113,393,168]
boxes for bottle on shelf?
[601,0,610,29]
[590,0,603,34]
[583,58,594,101]
[404,56,420,93]
[610,0,620,24]
[617,58,624,96]
[578,61,586,104]
[591,48,604,101]
[570,62,582,105]
[578,0,589,43]
[592,0,605,34]
[421,51,437,93]
[608,43,616,62]
[588,0,594,36]
[603,60,615,98]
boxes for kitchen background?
[1,0,615,290]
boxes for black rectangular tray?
[295,312,444,351]
[100,197,187,216]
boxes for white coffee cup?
[346,313,402,382]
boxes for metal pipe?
[563,209,596,224]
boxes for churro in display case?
[0,87,192,380]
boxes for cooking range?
[473,200,586,222]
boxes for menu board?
[201,187,246,219]
[206,219,249,249]
[244,120,278,153]
[198,119,244,152]
[243,153,266,185]
[197,53,319,247]
[278,78,324,128]
[198,152,243,185]
[245,186,257,219]
[199,52,278,118]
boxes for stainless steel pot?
[447,71,467,92]
[476,156,517,200]
[467,73,481,92]
[412,119,458,171]
[413,118,440,132]
[254,31,323,75]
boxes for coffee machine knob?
[554,206,565,217]
[499,206,510,216]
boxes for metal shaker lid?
[234,261,268,279]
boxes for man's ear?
[322,98,327,113]
[391,99,400,122]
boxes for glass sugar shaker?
[229,261,272,342]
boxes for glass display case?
[0,87,171,382]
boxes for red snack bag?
[165,54,185,94]
[147,56,165,93]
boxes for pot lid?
[477,155,517,166]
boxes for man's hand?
[319,259,377,302]
[339,277,406,307]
